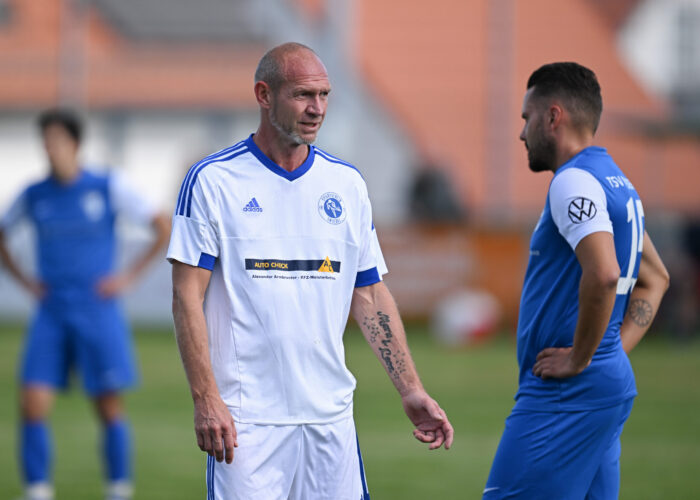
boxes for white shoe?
[106,480,133,500]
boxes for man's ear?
[548,103,563,129]
[254,81,272,109]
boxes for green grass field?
[1,323,699,499]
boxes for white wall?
[0,0,421,323]
[619,0,700,100]
[0,110,259,324]
[0,87,417,324]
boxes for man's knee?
[94,392,125,423]
[20,386,55,421]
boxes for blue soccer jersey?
[1,170,155,299]
[515,146,642,411]
[1,169,156,394]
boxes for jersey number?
[617,197,644,295]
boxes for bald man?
[168,42,453,499]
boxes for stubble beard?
[527,132,557,173]
[268,106,315,146]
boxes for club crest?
[318,192,346,225]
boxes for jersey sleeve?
[549,167,613,250]
[167,176,220,270]
[355,187,388,288]
[109,171,158,224]
[0,189,28,231]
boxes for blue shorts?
[483,398,634,500]
[20,297,138,396]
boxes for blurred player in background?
[483,63,669,499]
[0,109,170,500]
[168,42,453,499]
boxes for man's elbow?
[655,265,671,294]
[171,281,194,316]
[171,280,206,318]
[638,261,670,295]
[602,274,620,292]
[586,265,620,292]
[154,214,172,243]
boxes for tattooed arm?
[620,231,669,353]
[351,281,454,450]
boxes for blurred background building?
[0,0,698,336]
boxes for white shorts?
[205,415,370,500]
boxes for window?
[0,0,11,26]
[676,4,700,103]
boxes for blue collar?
[568,145,607,162]
[48,169,86,188]
[244,134,315,181]
[557,146,607,172]
[581,145,606,155]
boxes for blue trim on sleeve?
[177,143,248,217]
[197,253,216,271]
[244,134,315,181]
[175,141,243,215]
[185,147,249,218]
[176,141,244,215]
[314,147,359,169]
[355,267,380,288]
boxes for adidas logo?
[243,197,263,213]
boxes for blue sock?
[21,420,52,484]
[103,419,132,481]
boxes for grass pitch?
[0,323,698,499]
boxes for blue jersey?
[515,146,642,411]
[1,170,155,300]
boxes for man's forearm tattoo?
[378,347,395,373]
[362,315,381,344]
[628,298,653,328]
[364,311,407,380]
[378,312,392,343]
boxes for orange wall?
[0,0,60,105]
[509,0,667,213]
[355,0,698,217]
[0,0,263,110]
[356,0,489,211]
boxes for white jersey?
[167,135,387,425]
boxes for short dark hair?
[527,62,603,133]
[37,108,83,144]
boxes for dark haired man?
[483,63,669,499]
[0,109,170,500]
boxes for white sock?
[106,480,133,500]
[25,482,54,500]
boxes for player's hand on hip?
[96,273,134,298]
[193,394,238,464]
[533,347,589,379]
[24,279,46,300]
[401,390,454,450]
